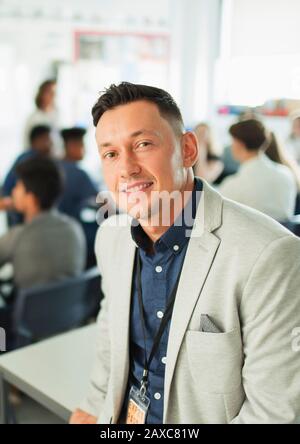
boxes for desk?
[0,324,96,423]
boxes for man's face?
[231,137,245,161]
[96,100,189,221]
[42,83,56,109]
[66,139,85,161]
[12,180,28,213]
[32,133,52,156]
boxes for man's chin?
[127,207,147,221]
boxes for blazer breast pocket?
[185,328,243,394]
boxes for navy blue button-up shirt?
[121,178,203,424]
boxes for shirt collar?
[131,178,203,255]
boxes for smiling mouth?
[120,181,154,194]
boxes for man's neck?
[64,154,77,162]
[138,177,195,244]
[240,150,260,164]
[25,207,43,223]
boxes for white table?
[0,324,96,423]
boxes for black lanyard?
[136,249,182,397]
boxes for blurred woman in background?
[265,132,300,214]
[23,79,61,155]
[193,122,224,183]
[286,112,300,164]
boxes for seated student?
[58,127,98,220]
[2,125,53,227]
[0,157,86,290]
[219,119,297,221]
[2,125,53,198]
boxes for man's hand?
[0,197,13,211]
[69,408,97,424]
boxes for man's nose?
[119,154,141,178]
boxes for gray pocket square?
[200,314,222,333]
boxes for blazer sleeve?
[231,235,300,424]
[79,227,111,419]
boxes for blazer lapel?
[110,227,136,421]
[163,182,223,421]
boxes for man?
[70,83,300,424]
[2,124,53,226]
[3,125,53,198]
[58,127,98,220]
[219,119,297,221]
[0,157,86,289]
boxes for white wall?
[215,0,300,107]
[230,0,300,57]
[0,0,171,182]
[169,0,222,126]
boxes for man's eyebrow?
[129,129,160,138]
[99,129,160,149]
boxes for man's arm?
[0,225,23,267]
[69,227,111,424]
[0,197,13,211]
[231,235,300,423]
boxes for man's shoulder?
[15,150,35,164]
[29,211,84,238]
[221,196,294,244]
[272,162,296,185]
[95,214,132,253]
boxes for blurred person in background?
[2,125,53,198]
[221,110,261,181]
[286,111,300,164]
[2,125,53,226]
[219,119,297,221]
[265,131,300,214]
[23,79,62,156]
[0,157,86,292]
[58,127,98,220]
[193,122,224,183]
[58,127,99,268]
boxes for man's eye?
[137,142,151,149]
[103,151,116,159]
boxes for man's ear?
[181,131,199,168]
[27,192,40,210]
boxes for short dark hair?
[229,119,269,151]
[15,157,63,210]
[60,127,86,143]
[91,82,184,135]
[29,125,51,144]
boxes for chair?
[79,205,99,269]
[11,267,103,348]
[280,215,300,237]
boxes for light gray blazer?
[81,181,300,424]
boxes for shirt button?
[154,392,161,400]
[155,266,162,273]
[157,311,164,319]
[161,357,167,365]
[173,245,179,252]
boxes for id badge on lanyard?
[126,385,150,424]
[125,250,180,424]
